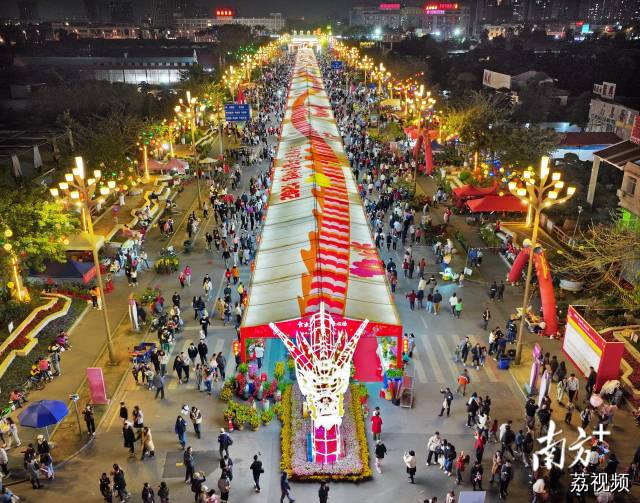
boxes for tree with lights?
[0,185,77,273]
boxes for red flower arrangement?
[0,297,66,363]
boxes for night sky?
[0,0,361,22]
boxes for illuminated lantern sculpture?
[269,303,368,464]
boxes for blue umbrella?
[18,400,68,429]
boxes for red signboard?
[424,2,459,12]
[379,3,401,9]
[631,116,640,145]
[87,367,108,404]
[215,9,233,17]
[562,306,625,392]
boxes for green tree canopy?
[492,125,559,169]
[0,185,78,271]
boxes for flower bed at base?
[280,383,372,482]
[0,297,85,404]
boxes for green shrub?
[219,382,233,402]
[237,363,248,375]
[274,361,285,380]
[273,402,283,421]
[154,256,179,274]
[249,409,261,430]
[261,408,274,425]
[136,287,160,305]
[479,227,501,247]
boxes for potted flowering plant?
[261,408,274,425]
[249,409,261,431]
[287,358,296,380]
[274,361,285,381]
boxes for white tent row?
[242,48,400,333]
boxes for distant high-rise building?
[527,0,553,19]
[152,0,176,27]
[17,0,39,22]
[109,0,134,24]
[84,0,106,23]
[511,0,528,20]
[551,0,581,20]
[175,0,196,18]
[586,0,640,23]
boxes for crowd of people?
[94,51,296,503]
[318,54,639,503]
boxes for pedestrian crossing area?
[402,317,501,386]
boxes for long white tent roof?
[242,48,400,330]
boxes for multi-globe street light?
[50,156,117,364]
[508,156,576,364]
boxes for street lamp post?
[571,205,584,244]
[175,91,203,209]
[508,156,576,364]
[50,156,117,364]
[2,229,27,302]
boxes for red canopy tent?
[147,159,166,172]
[452,183,499,199]
[466,194,527,213]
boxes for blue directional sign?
[224,103,251,122]
[331,60,344,70]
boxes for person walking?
[406,290,416,310]
[470,461,483,491]
[5,418,20,448]
[27,458,42,489]
[455,451,469,485]
[99,473,113,503]
[454,298,463,319]
[371,410,383,441]
[474,431,485,463]
[184,446,195,484]
[448,292,458,315]
[157,482,169,503]
[586,366,597,397]
[112,464,128,503]
[153,372,165,399]
[122,421,136,457]
[374,439,387,473]
[140,427,155,460]
[217,428,232,458]
[566,373,579,403]
[318,481,329,503]
[426,432,441,466]
[439,388,454,417]
[499,460,512,499]
[459,337,470,366]
[83,404,96,436]
[218,472,231,503]
[403,450,417,483]
[0,446,8,477]
[175,415,187,449]
[456,369,470,396]
[280,471,295,503]
[490,450,503,483]
[141,482,155,503]
[481,307,491,330]
[250,454,264,493]
[433,290,442,314]
[197,340,208,365]
[190,407,203,439]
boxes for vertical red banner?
[87,367,109,404]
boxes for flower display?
[280,383,372,481]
